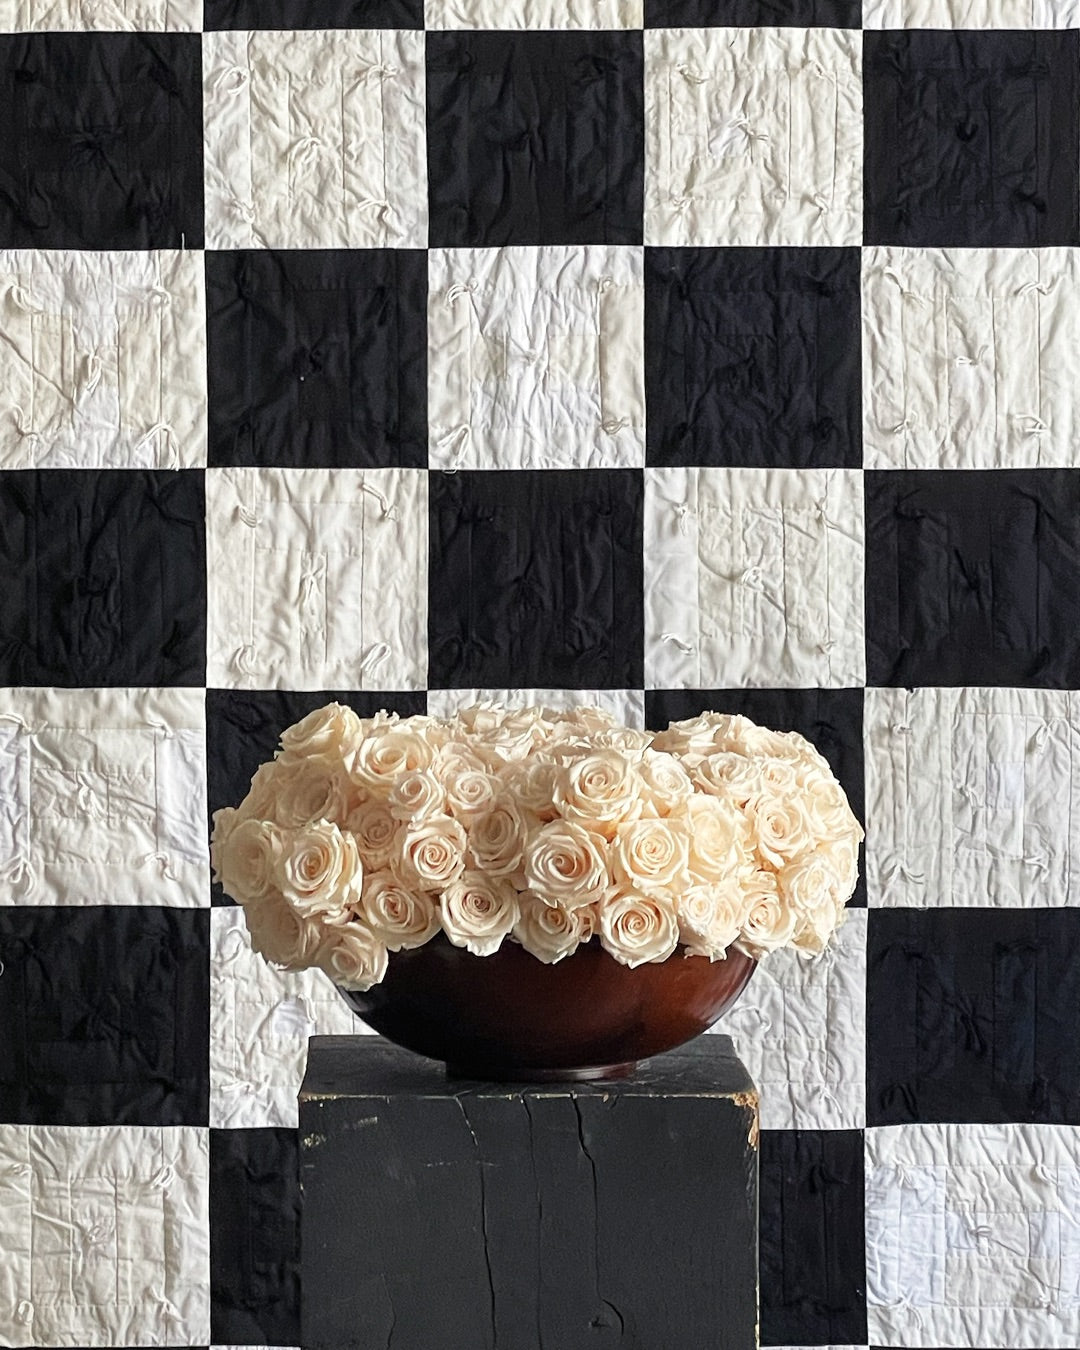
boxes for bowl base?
[446,1060,638,1084]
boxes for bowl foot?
[445,1060,639,1083]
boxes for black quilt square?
[206,689,428,905]
[866,470,1080,690]
[0,33,203,250]
[864,29,1080,248]
[211,1127,300,1346]
[206,250,428,470]
[0,907,209,1127]
[428,469,643,690]
[645,0,860,24]
[867,909,1080,1126]
[760,1129,867,1347]
[645,248,861,469]
[646,688,865,906]
[427,31,644,248]
[0,470,206,688]
[205,0,423,26]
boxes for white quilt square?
[426,688,646,730]
[206,466,428,691]
[865,687,1080,907]
[428,246,645,470]
[864,0,1079,26]
[644,467,865,690]
[0,1124,209,1348]
[203,28,427,250]
[721,909,866,1131]
[425,0,643,25]
[0,251,206,470]
[0,688,208,907]
[867,1123,1080,1349]
[863,248,1080,469]
[644,27,862,247]
[0,0,201,28]
[209,909,365,1130]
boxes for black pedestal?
[299,1035,759,1350]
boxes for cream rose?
[317,923,389,992]
[522,820,609,909]
[498,759,560,821]
[272,754,350,829]
[360,871,440,951]
[466,799,526,876]
[637,750,694,817]
[245,894,324,969]
[746,792,816,869]
[552,750,642,837]
[443,765,497,821]
[439,872,520,956]
[677,881,748,960]
[278,701,363,759]
[213,816,284,903]
[346,798,403,870]
[691,752,767,806]
[398,813,468,890]
[348,727,436,798]
[734,872,799,960]
[597,887,680,967]
[512,891,590,964]
[238,760,283,821]
[684,794,754,883]
[612,817,689,889]
[275,819,362,920]
[386,768,446,825]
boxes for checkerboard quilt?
[1,2,1079,1347]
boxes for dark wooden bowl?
[334,932,757,1081]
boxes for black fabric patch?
[204,0,423,26]
[427,31,644,248]
[0,908,209,1127]
[645,247,862,469]
[428,469,644,690]
[645,0,860,24]
[646,687,866,906]
[210,1127,301,1346]
[864,29,1080,248]
[0,33,203,249]
[0,470,206,687]
[868,909,1080,1126]
[865,469,1080,689]
[206,250,428,470]
[206,689,428,905]
[759,1129,867,1347]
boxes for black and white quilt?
[1,1,1079,1347]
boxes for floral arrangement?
[210,702,864,993]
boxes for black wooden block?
[299,1035,759,1350]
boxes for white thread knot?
[445,280,476,305]
[285,136,325,176]
[882,857,926,885]
[738,565,763,586]
[212,64,249,94]
[1012,414,1049,436]
[134,851,179,882]
[672,501,692,535]
[357,642,391,678]
[659,632,695,653]
[436,424,471,470]
[231,644,259,678]
[360,480,398,520]
[1017,279,1057,296]
[235,504,261,528]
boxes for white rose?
[650,712,744,760]
[498,759,560,821]
[274,819,362,921]
[733,872,799,960]
[677,881,748,960]
[797,762,863,841]
[522,819,610,910]
[386,768,446,825]
[317,923,389,992]
[597,887,680,967]
[272,754,350,829]
[552,750,642,838]
[245,893,324,969]
[347,727,436,798]
[555,706,619,734]
[439,872,520,956]
[612,817,689,889]
[444,765,497,821]
[238,760,283,820]
[746,792,816,869]
[213,817,284,903]
[512,890,590,964]
[591,727,654,760]
[690,753,767,806]
[398,813,468,890]
[637,750,694,816]
[683,794,754,883]
[360,871,440,951]
[466,798,526,876]
[453,703,507,736]
[816,835,861,900]
[346,798,403,870]
[278,701,363,760]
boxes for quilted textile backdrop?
[1,1,1080,1348]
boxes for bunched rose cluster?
[209,702,864,992]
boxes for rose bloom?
[498,759,560,821]
[443,765,497,821]
[466,798,526,876]
[213,816,284,904]
[237,760,283,821]
[316,922,389,992]
[439,872,520,956]
[386,768,445,825]
[597,887,680,967]
[274,819,362,921]
[677,881,748,961]
[797,762,863,840]
[272,754,350,830]
[636,749,694,817]
[278,701,364,760]
[360,871,440,951]
[612,817,689,890]
[244,892,324,969]
[733,871,799,960]
[691,752,768,807]
[745,791,816,869]
[522,819,610,909]
[684,793,754,884]
[552,750,642,838]
[346,798,402,871]
[512,890,590,964]
[347,727,436,798]
[591,727,654,760]
[398,813,468,890]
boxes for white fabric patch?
[863,247,1080,469]
[644,467,865,690]
[865,687,1080,907]
[0,0,201,28]
[864,0,1080,27]
[205,466,428,692]
[0,1124,209,1348]
[426,688,646,730]
[0,688,208,908]
[721,909,866,1131]
[0,251,206,470]
[425,0,643,25]
[209,910,363,1130]
[644,27,862,247]
[866,1123,1080,1349]
[203,29,427,251]
[428,246,645,470]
